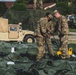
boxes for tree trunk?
[33,0,37,9]
[39,0,43,9]
[33,0,43,9]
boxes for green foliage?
[4,9,19,23]
[11,2,27,11]
[27,0,52,3]
[16,0,27,3]
[3,9,49,31]
[73,2,76,14]
[56,2,73,15]
[70,29,76,32]
[43,0,51,3]
[3,9,32,30]
[0,2,7,16]
[26,0,33,3]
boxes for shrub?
[11,3,27,11]
[56,2,73,15]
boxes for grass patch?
[69,29,76,32]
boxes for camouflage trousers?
[59,35,70,59]
[36,36,54,61]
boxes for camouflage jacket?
[47,20,54,34]
[58,15,69,34]
[35,17,54,37]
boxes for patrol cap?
[53,10,58,15]
[48,14,53,18]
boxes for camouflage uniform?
[36,17,54,61]
[46,20,54,55]
[58,15,70,59]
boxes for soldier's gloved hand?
[50,32,54,35]
[58,33,64,37]
[43,34,46,37]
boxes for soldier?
[35,13,54,61]
[53,10,70,59]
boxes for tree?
[0,2,7,16]
[11,0,27,11]
[16,0,27,3]
[56,2,73,15]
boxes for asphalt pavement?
[69,32,76,44]
[51,32,76,44]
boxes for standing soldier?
[53,10,70,59]
[35,13,54,61]
[33,0,43,9]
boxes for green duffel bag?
[54,69,76,75]
[0,42,12,48]
[54,61,73,75]
[39,70,46,75]
[26,43,38,55]
[0,68,6,75]
[47,68,57,75]
[15,44,28,54]
[4,52,21,61]
[0,59,7,68]
[0,59,16,75]
[16,67,39,75]
[58,61,72,71]
[27,47,38,56]
[64,71,76,75]
[0,47,11,56]
[5,66,16,75]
